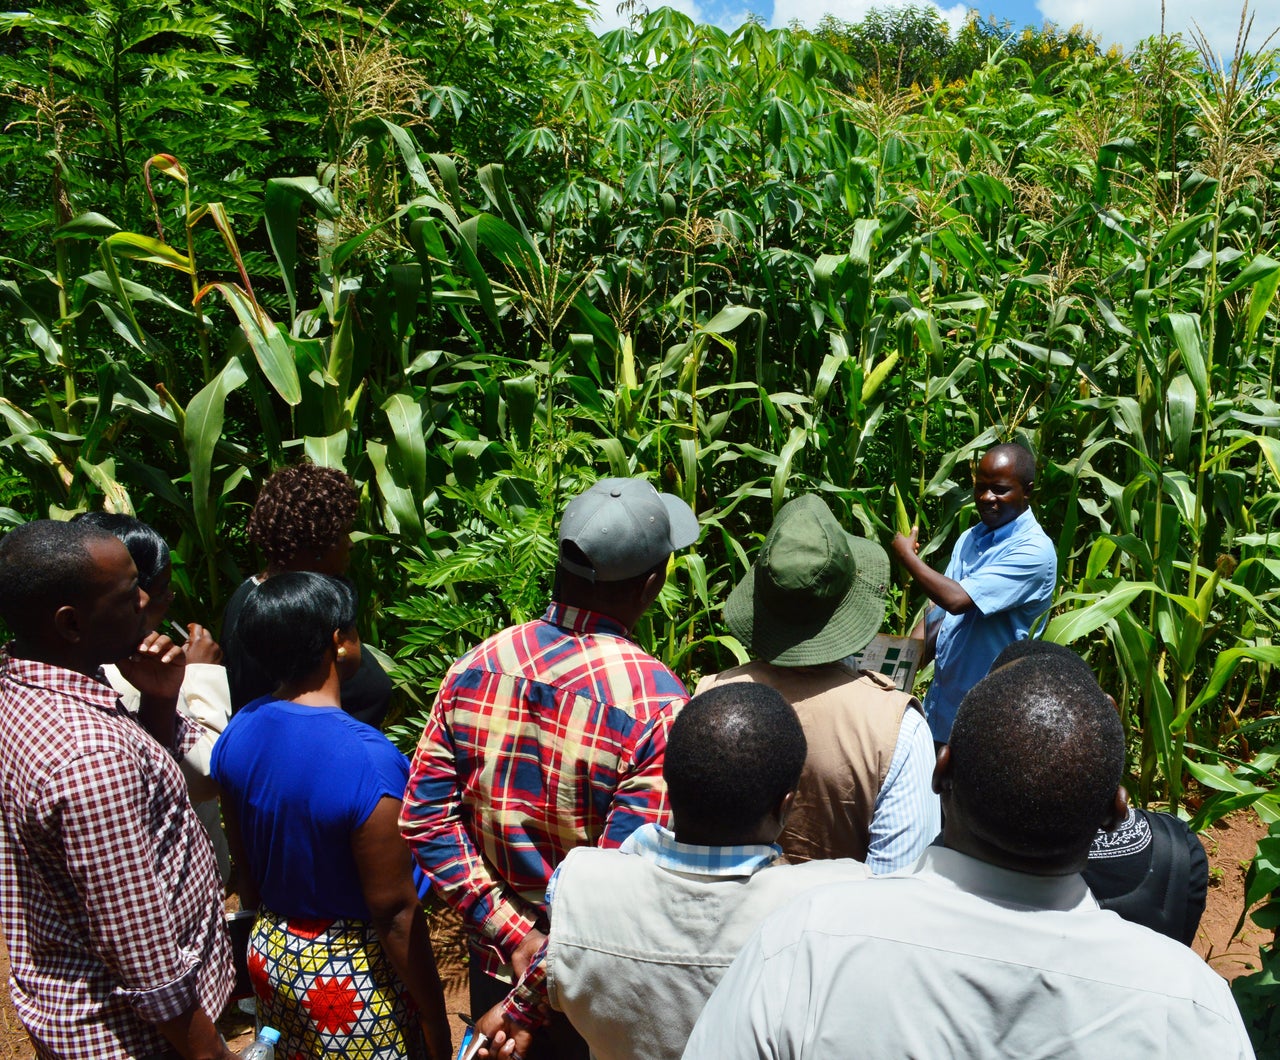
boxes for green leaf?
[812,349,846,408]
[104,232,192,273]
[264,177,340,325]
[55,212,121,239]
[0,398,70,483]
[1184,758,1267,797]
[325,307,356,433]
[382,392,427,499]
[1152,212,1211,256]
[771,426,807,513]
[594,436,631,477]
[503,375,538,450]
[1176,646,1280,728]
[446,221,502,331]
[1213,253,1280,306]
[1044,582,1160,643]
[367,440,421,536]
[303,431,348,469]
[1244,262,1280,348]
[1162,313,1207,406]
[77,456,132,513]
[371,118,436,192]
[1165,373,1196,467]
[700,304,761,336]
[849,218,880,267]
[196,283,300,406]
[477,163,536,249]
[183,357,248,554]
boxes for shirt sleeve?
[599,701,682,849]
[958,536,1056,617]
[867,709,941,875]
[39,750,205,1024]
[174,664,232,801]
[499,939,551,1028]
[399,687,538,962]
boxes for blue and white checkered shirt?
[545,823,782,905]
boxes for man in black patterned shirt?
[0,520,233,1060]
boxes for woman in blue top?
[211,573,452,1060]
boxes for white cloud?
[1035,0,1280,59]
[584,0,762,34]
[769,0,969,35]
[587,0,696,33]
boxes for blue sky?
[588,1,1280,60]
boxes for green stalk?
[185,182,211,381]
[54,234,76,427]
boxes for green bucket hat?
[724,494,890,667]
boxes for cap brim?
[724,534,889,667]
[659,493,700,550]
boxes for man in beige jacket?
[697,494,938,874]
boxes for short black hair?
[986,442,1037,490]
[989,638,1092,680]
[949,650,1123,861]
[0,520,115,639]
[247,463,359,567]
[237,571,358,687]
[74,513,170,591]
[665,682,807,842]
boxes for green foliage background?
[2,1,1280,1029]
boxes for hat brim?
[724,534,889,667]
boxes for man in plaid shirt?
[0,521,234,1060]
[401,478,698,1057]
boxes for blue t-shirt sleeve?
[345,727,413,831]
[959,537,1056,616]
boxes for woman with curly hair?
[221,463,392,727]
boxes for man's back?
[402,602,688,977]
[548,836,868,1060]
[696,662,936,871]
[684,846,1252,1059]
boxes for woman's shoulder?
[323,710,409,768]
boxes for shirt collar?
[971,505,1035,546]
[543,601,630,639]
[620,823,783,878]
[0,651,124,714]
[910,845,1096,912]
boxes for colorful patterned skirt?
[247,907,428,1059]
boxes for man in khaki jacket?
[697,494,939,874]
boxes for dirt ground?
[1192,812,1273,980]
[0,812,1270,1058]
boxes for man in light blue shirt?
[892,443,1057,742]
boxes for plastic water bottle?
[241,1027,281,1060]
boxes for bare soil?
[0,812,1269,1057]
[1193,812,1273,980]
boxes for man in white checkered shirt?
[0,520,233,1060]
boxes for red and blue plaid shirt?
[400,602,688,980]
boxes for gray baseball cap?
[558,478,699,582]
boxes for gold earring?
[337,647,347,658]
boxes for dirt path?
[1193,813,1272,980]
[0,812,1270,1056]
